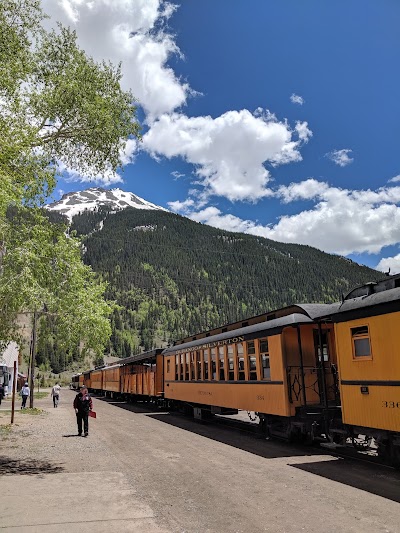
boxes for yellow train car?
[163,304,340,440]
[102,364,121,395]
[90,369,104,392]
[327,276,400,465]
[120,350,164,401]
[71,373,83,390]
[83,371,91,390]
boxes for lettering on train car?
[175,336,245,354]
[198,390,212,396]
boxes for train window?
[247,341,257,381]
[218,346,226,380]
[237,343,245,380]
[204,349,210,379]
[351,326,371,358]
[196,351,201,380]
[228,345,235,380]
[186,353,190,380]
[175,355,179,380]
[261,355,271,379]
[260,339,271,380]
[167,359,171,374]
[180,353,185,380]
[211,348,217,380]
[190,352,195,380]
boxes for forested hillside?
[70,207,382,357]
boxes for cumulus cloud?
[42,0,190,120]
[169,181,400,256]
[277,178,329,203]
[376,255,400,274]
[143,110,311,202]
[388,174,400,183]
[290,93,305,105]
[326,148,354,167]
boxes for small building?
[0,342,19,397]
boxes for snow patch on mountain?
[46,187,167,220]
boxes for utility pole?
[29,310,37,409]
[11,361,16,424]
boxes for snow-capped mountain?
[46,187,167,220]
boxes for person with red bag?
[73,386,93,437]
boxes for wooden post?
[11,361,17,424]
[29,310,37,409]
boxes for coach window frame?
[227,344,235,380]
[237,342,245,381]
[351,324,372,359]
[204,348,210,380]
[259,338,271,380]
[218,345,226,380]
[211,347,217,380]
[247,340,258,381]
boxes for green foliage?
[71,208,384,355]
[0,0,139,362]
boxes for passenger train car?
[73,275,400,467]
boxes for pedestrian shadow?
[0,456,64,476]
[62,434,81,438]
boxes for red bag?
[89,411,97,418]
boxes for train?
[72,274,400,467]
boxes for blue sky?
[43,1,400,272]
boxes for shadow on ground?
[0,456,64,476]
[95,396,317,460]
[291,459,400,504]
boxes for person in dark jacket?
[0,382,4,405]
[73,386,93,437]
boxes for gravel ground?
[1,389,400,532]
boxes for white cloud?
[170,181,400,256]
[326,148,354,167]
[42,0,190,120]
[171,171,185,180]
[290,93,305,105]
[167,198,195,212]
[388,174,400,183]
[119,138,138,166]
[277,178,329,203]
[143,110,311,202]
[376,255,400,275]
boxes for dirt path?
[1,390,400,532]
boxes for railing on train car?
[286,365,340,406]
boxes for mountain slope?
[70,205,383,356]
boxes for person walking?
[51,383,61,408]
[20,382,30,409]
[0,381,4,405]
[73,386,93,437]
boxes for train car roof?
[114,349,163,366]
[163,313,313,354]
[320,286,400,321]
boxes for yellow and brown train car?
[120,350,164,401]
[163,303,340,440]
[323,276,400,465]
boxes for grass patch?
[34,392,49,399]
[0,424,12,436]
[20,408,43,415]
